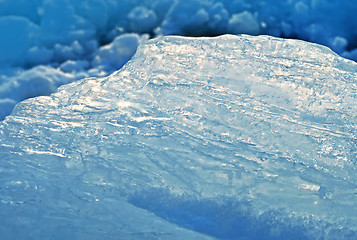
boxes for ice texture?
[1,35,357,239]
[1,0,357,120]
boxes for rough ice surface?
[1,0,357,120]
[1,35,356,239]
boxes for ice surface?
[1,35,356,239]
[1,0,357,120]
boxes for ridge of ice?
[1,0,357,120]
[1,35,357,239]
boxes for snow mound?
[0,33,147,120]
[0,0,356,66]
[1,34,357,239]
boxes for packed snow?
[1,0,357,120]
[1,34,356,239]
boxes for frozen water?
[1,35,356,239]
[1,0,357,120]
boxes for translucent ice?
[0,35,356,239]
[1,0,357,120]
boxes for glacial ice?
[1,34,357,239]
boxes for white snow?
[0,35,356,239]
[0,33,146,119]
[128,6,158,33]
[228,11,260,35]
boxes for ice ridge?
[0,35,357,239]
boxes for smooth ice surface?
[1,35,357,239]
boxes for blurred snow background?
[0,0,357,119]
